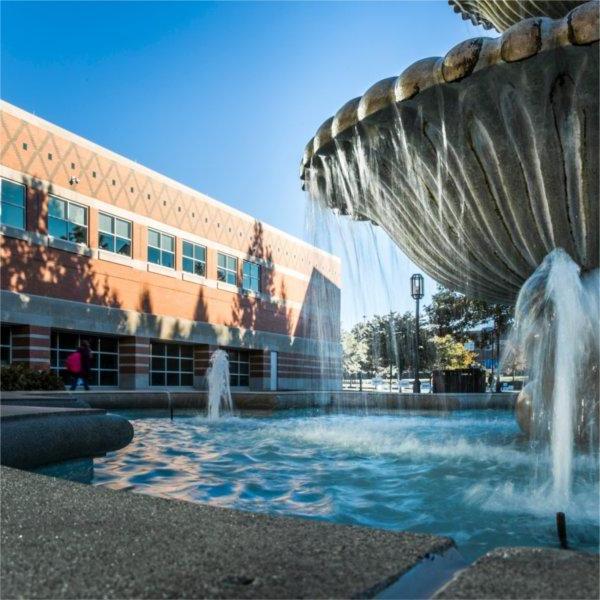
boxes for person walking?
[66,340,93,391]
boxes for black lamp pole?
[411,274,424,394]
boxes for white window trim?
[0,177,26,231]
[148,228,175,269]
[217,252,238,286]
[242,260,261,293]
[182,240,207,277]
[98,211,133,258]
[48,194,89,246]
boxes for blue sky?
[1,1,489,327]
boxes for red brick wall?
[0,103,341,344]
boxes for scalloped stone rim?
[447,0,586,32]
[300,0,599,181]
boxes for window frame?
[227,349,250,388]
[0,325,12,366]
[242,260,261,293]
[147,228,175,269]
[149,341,194,387]
[47,195,88,245]
[98,212,132,257]
[50,331,119,387]
[1,178,26,230]
[217,252,238,286]
[182,240,207,278]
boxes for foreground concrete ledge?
[434,546,600,599]
[0,406,133,469]
[0,466,453,599]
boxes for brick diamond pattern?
[1,109,340,285]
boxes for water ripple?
[93,410,599,560]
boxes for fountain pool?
[92,409,599,561]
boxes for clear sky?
[1,1,489,328]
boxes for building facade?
[0,101,341,390]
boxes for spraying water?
[506,249,599,506]
[205,350,233,420]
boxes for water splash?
[506,249,599,506]
[205,350,233,419]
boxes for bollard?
[556,512,568,549]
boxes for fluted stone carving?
[301,2,599,304]
[448,0,588,31]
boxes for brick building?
[0,101,341,390]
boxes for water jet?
[205,349,233,419]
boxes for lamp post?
[410,273,424,393]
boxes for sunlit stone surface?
[448,0,587,31]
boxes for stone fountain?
[301,1,598,304]
[300,1,599,503]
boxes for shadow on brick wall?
[226,220,292,346]
[2,179,122,309]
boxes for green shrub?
[0,363,65,391]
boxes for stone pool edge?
[1,389,517,411]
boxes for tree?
[341,330,369,377]
[425,285,513,343]
[343,311,437,378]
[431,335,476,369]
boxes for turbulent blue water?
[92,409,599,561]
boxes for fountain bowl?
[301,2,599,304]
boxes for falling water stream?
[507,249,599,508]
[305,139,599,511]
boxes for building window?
[243,261,261,293]
[227,349,249,387]
[182,241,206,277]
[217,253,237,286]
[147,229,174,268]
[150,342,193,386]
[48,196,88,244]
[1,326,11,365]
[1,178,26,230]
[50,331,119,386]
[99,213,132,257]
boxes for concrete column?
[133,222,147,263]
[119,336,150,389]
[88,207,98,250]
[30,184,47,235]
[205,248,218,281]
[193,344,215,389]
[175,237,183,272]
[10,325,51,370]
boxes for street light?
[410,273,424,393]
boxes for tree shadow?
[2,178,122,309]
[226,220,292,346]
[134,282,209,343]
[291,267,342,388]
